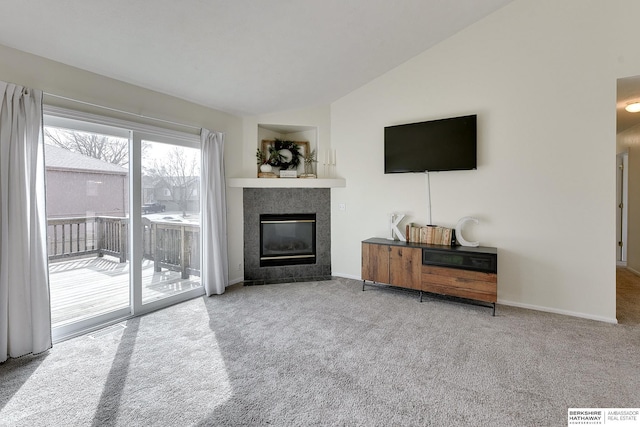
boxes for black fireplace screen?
[260,213,316,267]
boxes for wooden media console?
[361,237,497,315]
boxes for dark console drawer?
[422,247,497,273]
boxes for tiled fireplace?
[243,188,331,283]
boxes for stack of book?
[405,223,456,246]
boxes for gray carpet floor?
[1,277,639,426]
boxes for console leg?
[492,303,496,317]
[362,280,365,291]
[419,290,423,303]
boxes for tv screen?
[384,114,477,173]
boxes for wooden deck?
[49,256,201,326]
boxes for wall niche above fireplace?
[258,123,317,177]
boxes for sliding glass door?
[44,118,132,339]
[44,111,204,340]
[140,140,202,306]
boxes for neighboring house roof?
[45,144,128,175]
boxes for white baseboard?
[332,272,361,281]
[498,299,618,324]
[625,266,640,277]
[228,276,244,286]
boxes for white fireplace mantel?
[227,177,346,188]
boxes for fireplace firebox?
[260,213,316,267]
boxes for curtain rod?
[43,92,202,132]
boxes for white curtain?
[200,128,228,296]
[0,82,52,362]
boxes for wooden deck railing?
[48,216,200,277]
[144,221,200,279]
[47,217,101,260]
[98,216,128,263]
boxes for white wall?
[0,43,246,285]
[330,0,640,322]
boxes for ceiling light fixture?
[625,102,640,113]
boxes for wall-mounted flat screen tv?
[384,114,477,173]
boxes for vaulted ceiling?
[0,0,515,116]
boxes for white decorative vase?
[260,164,272,173]
[455,217,480,247]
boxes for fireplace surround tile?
[243,188,331,282]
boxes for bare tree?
[144,147,200,217]
[45,128,130,166]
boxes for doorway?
[616,75,640,323]
[43,110,205,341]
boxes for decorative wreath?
[268,139,302,170]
